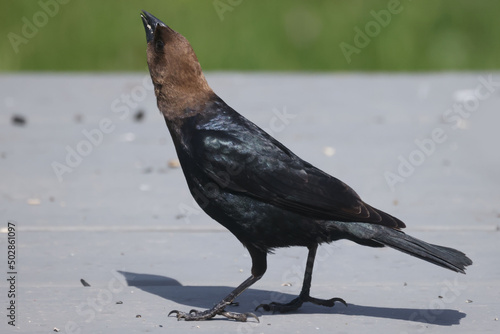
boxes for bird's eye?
[155,39,164,51]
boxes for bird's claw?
[168,308,212,321]
[255,302,279,313]
[256,295,347,314]
[255,300,303,314]
[168,307,259,322]
[309,296,347,307]
[221,311,260,322]
[168,310,187,320]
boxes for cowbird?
[140,11,472,322]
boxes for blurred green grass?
[1,0,499,72]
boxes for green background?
[1,0,499,72]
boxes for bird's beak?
[141,10,167,43]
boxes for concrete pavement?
[0,73,499,333]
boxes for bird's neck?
[155,78,214,121]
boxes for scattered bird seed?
[168,159,181,168]
[27,198,41,205]
[323,146,336,157]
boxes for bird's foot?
[168,303,259,322]
[256,295,347,314]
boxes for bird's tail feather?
[337,223,472,273]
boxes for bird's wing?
[190,119,405,229]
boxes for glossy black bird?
[140,11,472,322]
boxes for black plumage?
[140,11,472,322]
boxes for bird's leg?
[256,244,347,314]
[169,246,266,322]
[169,276,260,321]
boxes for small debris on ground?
[80,279,91,287]
[74,114,84,123]
[142,167,153,174]
[139,184,151,191]
[121,132,136,142]
[323,146,336,157]
[136,314,142,318]
[53,328,60,332]
[116,301,123,304]
[466,299,473,303]
[134,110,145,122]
[281,282,292,286]
[12,114,26,126]
[374,115,386,124]
[27,198,41,205]
[168,159,180,168]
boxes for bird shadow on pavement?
[118,271,466,326]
